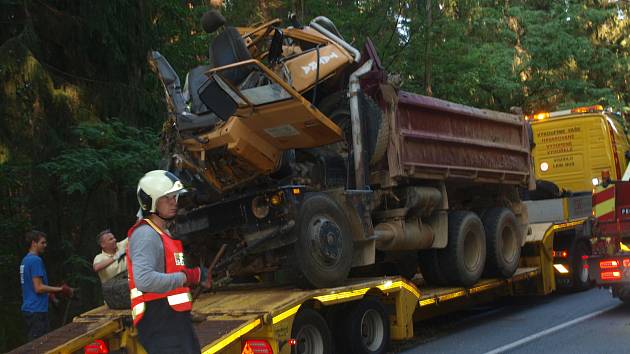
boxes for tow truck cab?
[588,175,630,302]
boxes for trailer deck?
[8,264,550,354]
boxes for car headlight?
[251,196,270,219]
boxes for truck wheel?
[337,297,389,354]
[317,91,389,165]
[612,284,630,304]
[294,194,354,288]
[418,249,449,286]
[291,308,333,354]
[439,211,486,286]
[101,272,131,310]
[571,241,591,291]
[482,208,520,278]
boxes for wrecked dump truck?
[150,11,533,289]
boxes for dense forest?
[1,0,629,350]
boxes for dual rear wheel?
[419,208,521,287]
[291,298,389,354]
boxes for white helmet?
[137,170,187,213]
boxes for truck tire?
[528,180,561,200]
[439,211,486,286]
[570,241,592,291]
[291,308,333,354]
[612,284,630,304]
[317,91,389,166]
[337,297,389,354]
[101,272,131,310]
[482,208,520,278]
[418,249,449,286]
[293,193,354,288]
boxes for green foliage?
[508,1,629,111]
[2,0,630,351]
[41,120,159,195]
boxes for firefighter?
[126,170,209,353]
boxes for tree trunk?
[424,0,433,97]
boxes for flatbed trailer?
[9,234,555,354]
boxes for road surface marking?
[483,304,619,354]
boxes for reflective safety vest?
[126,218,192,326]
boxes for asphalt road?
[394,287,629,354]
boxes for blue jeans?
[22,311,50,341]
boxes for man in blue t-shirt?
[20,230,74,341]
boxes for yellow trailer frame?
[8,232,555,354]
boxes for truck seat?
[199,26,253,120]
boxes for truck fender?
[328,189,376,266]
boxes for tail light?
[599,260,620,269]
[601,271,622,281]
[84,339,109,353]
[623,259,630,268]
[552,250,568,258]
[242,339,273,354]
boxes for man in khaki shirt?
[93,229,128,283]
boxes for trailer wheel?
[439,211,486,286]
[294,194,354,288]
[571,241,591,291]
[482,208,520,278]
[291,308,333,354]
[337,297,389,354]
[418,249,449,286]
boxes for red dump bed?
[386,91,531,185]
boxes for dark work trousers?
[137,298,201,354]
[22,311,50,341]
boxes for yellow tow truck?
[9,232,555,354]
[524,104,630,290]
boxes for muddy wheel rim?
[464,230,482,272]
[501,225,517,264]
[307,214,343,267]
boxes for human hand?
[48,293,60,305]
[200,268,212,289]
[114,248,126,262]
[60,284,74,299]
[180,267,201,286]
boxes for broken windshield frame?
[202,59,295,111]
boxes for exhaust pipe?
[310,17,361,63]
[348,59,373,190]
